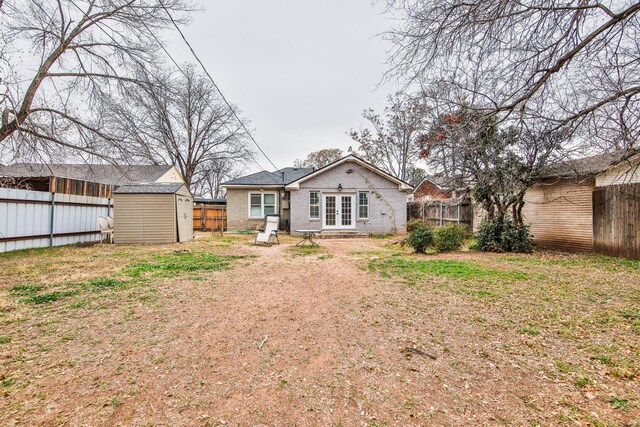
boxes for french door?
[322,194,356,230]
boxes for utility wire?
[66,0,277,180]
[156,0,280,172]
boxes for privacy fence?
[193,204,227,231]
[407,198,473,229]
[0,187,111,253]
[593,183,640,260]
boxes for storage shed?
[113,183,193,244]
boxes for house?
[522,151,640,255]
[413,175,459,200]
[0,163,184,196]
[222,155,413,235]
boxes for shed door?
[176,195,192,242]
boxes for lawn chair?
[255,214,280,246]
[98,216,114,244]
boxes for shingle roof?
[537,153,624,179]
[0,163,175,186]
[113,182,185,194]
[222,167,314,186]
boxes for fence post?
[49,192,55,247]
[439,202,443,226]
[457,203,461,225]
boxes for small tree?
[294,148,343,169]
[349,92,428,181]
[420,106,567,226]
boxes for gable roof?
[285,155,413,191]
[222,167,314,187]
[0,163,176,186]
[114,182,186,194]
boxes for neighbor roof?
[0,163,176,186]
[113,182,186,194]
[537,152,632,179]
[222,167,314,186]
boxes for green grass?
[606,397,629,410]
[124,252,244,277]
[369,257,528,281]
[286,246,323,257]
[0,336,11,344]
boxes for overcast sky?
[164,0,398,172]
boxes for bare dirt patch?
[0,236,638,426]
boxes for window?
[358,191,369,219]
[309,192,320,219]
[248,192,277,218]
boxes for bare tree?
[102,64,252,190]
[294,148,343,169]
[349,92,428,181]
[191,158,239,199]
[383,0,640,153]
[0,0,192,159]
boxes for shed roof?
[222,167,314,186]
[114,182,186,194]
[0,163,176,186]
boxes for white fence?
[0,187,111,253]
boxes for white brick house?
[222,155,413,235]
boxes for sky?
[164,0,399,172]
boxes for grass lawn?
[0,235,638,426]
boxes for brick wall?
[226,188,265,230]
[289,162,409,235]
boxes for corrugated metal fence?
[193,204,226,231]
[0,187,111,253]
[408,198,474,229]
[593,183,640,260]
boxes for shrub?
[434,224,467,252]
[475,219,533,253]
[406,223,434,253]
[406,219,425,233]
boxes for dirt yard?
[0,235,638,426]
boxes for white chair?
[98,216,114,244]
[255,215,280,246]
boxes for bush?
[406,219,425,233]
[434,224,467,252]
[406,223,435,253]
[475,219,533,253]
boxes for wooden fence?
[407,198,473,229]
[193,204,227,231]
[593,183,640,260]
[0,187,111,253]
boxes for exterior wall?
[226,188,280,230]
[595,154,640,187]
[522,178,594,252]
[289,162,409,235]
[114,193,177,244]
[413,180,452,200]
[157,166,185,183]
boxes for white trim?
[308,191,320,220]
[284,155,413,191]
[357,191,369,220]
[247,191,278,219]
[322,193,356,230]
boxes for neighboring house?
[222,155,413,234]
[412,175,470,201]
[0,163,184,185]
[522,152,640,253]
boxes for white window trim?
[358,191,369,220]
[309,191,320,220]
[248,192,278,219]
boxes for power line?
[156,0,280,172]
[66,0,276,179]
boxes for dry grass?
[0,236,638,426]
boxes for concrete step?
[317,230,368,239]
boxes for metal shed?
[113,183,193,244]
